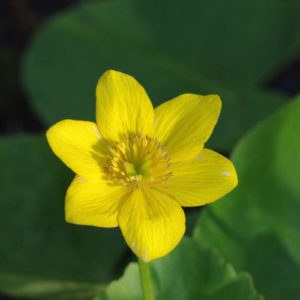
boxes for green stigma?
[124,155,152,179]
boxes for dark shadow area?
[266,57,300,96]
[0,0,84,135]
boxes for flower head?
[46,70,237,262]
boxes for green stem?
[138,258,155,300]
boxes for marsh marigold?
[46,70,237,262]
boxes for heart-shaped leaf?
[23,0,292,151]
[97,238,263,300]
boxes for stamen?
[103,135,172,188]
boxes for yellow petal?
[154,93,221,162]
[46,120,107,180]
[65,176,128,227]
[118,188,185,262]
[165,149,238,207]
[96,70,155,142]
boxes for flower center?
[104,135,172,188]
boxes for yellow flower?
[46,70,237,262]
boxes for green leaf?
[97,238,263,300]
[0,134,128,299]
[23,0,289,151]
[194,95,300,299]
[136,0,300,86]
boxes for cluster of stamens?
[103,135,172,188]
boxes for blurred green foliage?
[194,95,300,300]
[0,0,299,299]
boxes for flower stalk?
[138,258,154,300]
